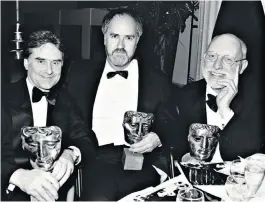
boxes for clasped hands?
[12,149,76,201]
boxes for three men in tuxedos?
[1,30,98,201]
[154,33,264,162]
[77,8,173,200]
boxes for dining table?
[118,159,265,202]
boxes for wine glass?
[176,188,205,202]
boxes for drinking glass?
[230,159,245,182]
[176,188,205,202]
[245,159,265,196]
[225,159,249,201]
[226,158,265,201]
[225,175,249,201]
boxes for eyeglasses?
[204,52,246,66]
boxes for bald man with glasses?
[154,33,264,161]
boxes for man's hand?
[129,132,161,153]
[52,149,75,187]
[10,169,59,201]
[216,79,237,118]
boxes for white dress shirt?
[26,78,81,163]
[26,78,48,126]
[206,85,234,162]
[7,78,83,193]
[93,59,139,146]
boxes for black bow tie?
[206,94,218,112]
[32,87,49,103]
[107,71,128,79]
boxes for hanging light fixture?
[10,0,23,60]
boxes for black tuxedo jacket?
[67,58,174,172]
[154,79,264,161]
[1,78,98,200]
[67,58,173,128]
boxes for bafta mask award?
[122,111,154,170]
[181,123,221,185]
[188,123,220,162]
[21,126,62,171]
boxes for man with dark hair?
[1,30,98,201]
[154,33,264,162]
[69,8,172,200]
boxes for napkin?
[118,174,190,202]
[195,185,226,199]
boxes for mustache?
[112,48,127,55]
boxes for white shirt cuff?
[7,169,23,194]
[68,146,81,165]
[6,184,15,194]
[216,109,234,130]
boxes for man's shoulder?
[70,59,105,70]
[3,77,25,90]
[181,79,206,93]
[3,78,26,102]
[68,59,106,83]
[168,79,206,108]
[53,85,73,101]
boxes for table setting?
[118,123,265,202]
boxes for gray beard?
[107,54,131,68]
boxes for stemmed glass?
[176,188,205,202]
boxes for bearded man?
[68,8,173,200]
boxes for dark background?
[1,1,198,85]
[1,1,264,94]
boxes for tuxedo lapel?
[135,57,155,113]
[137,60,144,112]
[91,60,106,104]
[87,60,106,127]
[7,79,33,124]
[187,80,207,124]
[4,79,33,165]
[230,79,249,116]
[192,95,207,124]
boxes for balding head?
[202,33,248,91]
[209,34,247,59]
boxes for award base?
[122,148,144,170]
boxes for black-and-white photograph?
[1,1,265,201]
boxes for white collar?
[26,77,34,102]
[26,77,50,102]
[103,59,138,78]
